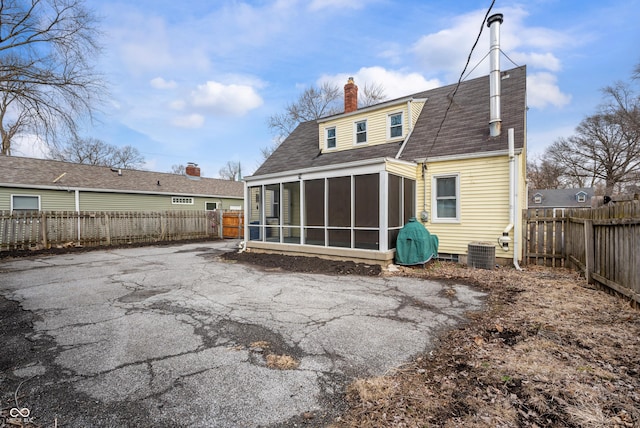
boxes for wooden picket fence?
[0,210,223,251]
[524,200,640,307]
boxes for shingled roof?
[0,156,244,198]
[253,66,526,177]
[529,188,595,208]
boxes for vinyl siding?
[1,187,240,212]
[385,161,418,179]
[320,103,415,152]
[0,187,75,211]
[417,155,514,259]
[410,100,425,128]
[78,192,239,212]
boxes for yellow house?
[244,14,526,267]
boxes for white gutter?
[246,156,390,182]
[413,147,523,164]
[0,183,242,200]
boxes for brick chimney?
[344,77,358,113]
[185,162,200,177]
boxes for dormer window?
[388,112,403,139]
[325,127,336,149]
[534,194,542,204]
[355,120,367,144]
[576,192,587,203]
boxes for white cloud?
[320,66,441,100]
[510,52,561,72]
[150,77,177,89]
[169,100,186,110]
[191,81,263,116]
[411,6,574,79]
[527,72,572,109]
[309,0,374,11]
[171,114,205,129]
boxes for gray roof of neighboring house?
[0,156,244,198]
[253,66,526,177]
[529,188,595,208]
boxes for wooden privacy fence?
[0,210,223,251]
[524,201,640,306]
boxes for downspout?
[421,162,428,222]
[75,189,80,244]
[509,128,522,270]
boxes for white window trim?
[11,194,41,212]
[325,126,337,150]
[576,193,587,203]
[534,194,542,204]
[205,201,218,211]
[387,111,403,141]
[172,196,194,205]
[353,119,367,145]
[431,174,460,223]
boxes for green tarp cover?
[395,217,439,265]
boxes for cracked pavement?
[0,241,485,427]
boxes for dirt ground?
[2,246,639,427]
[227,251,640,428]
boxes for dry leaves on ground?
[334,263,640,428]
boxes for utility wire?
[425,0,496,158]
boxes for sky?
[13,0,640,178]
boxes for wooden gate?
[222,211,244,238]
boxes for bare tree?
[264,80,386,159]
[545,84,640,194]
[359,82,387,107]
[49,137,145,169]
[267,83,342,146]
[219,160,241,181]
[170,164,186,175]
[527,154,567,189]
[0,0,105,155]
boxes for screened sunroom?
[244,161,416,263]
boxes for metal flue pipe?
[487,13,503,137]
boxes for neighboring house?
[243,15,527,266]
[0,156,244,213]
[529,188,595,212]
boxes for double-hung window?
[355,120,367,144]
[433,174,459,222]
[389,112,403,139]
[325,127,336,149]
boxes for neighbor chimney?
[185,162,200,177]
[344,77,358,113]
[487,13,503,137]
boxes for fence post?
[40,211,48,249]
[584,219,594,284]
[105,213,111,246]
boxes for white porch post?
[379,171,389,251]
[299,177,305,245]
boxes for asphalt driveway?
[0,241,485,427]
